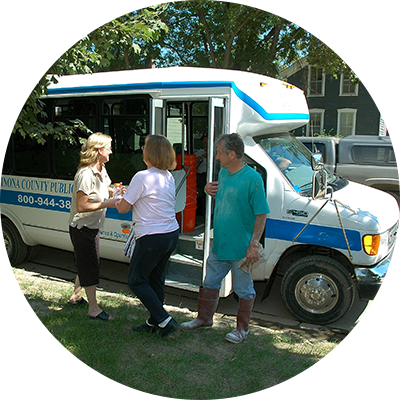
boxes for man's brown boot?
[181,287,219,330]
[225,296,256,343]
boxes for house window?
[337,109,357,137]
[308,67,325,96]
[340,74,359,96]
[308,109,325,135]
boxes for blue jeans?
[128,229,179,324]
[203,251,256,299]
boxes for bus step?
[165,277,200,292]
[169,253,203,267]
[176,235,204,257]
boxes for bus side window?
[53,98,96,179]
[103,96,150,183]
[54,98,97,130]
[54,137,81,179]
[14,134,51,177]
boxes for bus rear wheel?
[2,218,29,266]
[281,255,355,325]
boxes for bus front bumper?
[354,253,391,300]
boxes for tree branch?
[222,8,261,68]
[197,7,216,67]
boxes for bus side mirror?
[311,153,324,171]
[312,169,328,200]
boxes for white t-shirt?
[123,167,179,239]
[68,165,111,229]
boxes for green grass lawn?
[14,267,339,399]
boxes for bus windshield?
[254,133,336,194]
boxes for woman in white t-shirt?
[68,133,120,320]
[118,135,180,337]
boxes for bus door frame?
[203,97,232,296]
[151,98,166,136]
[150,95,232,295]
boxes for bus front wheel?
[2,218,29,266]
[281,255,355,325]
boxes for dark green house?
[280,58,387,137]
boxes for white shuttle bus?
[2,67,398,324]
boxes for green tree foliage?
[0,0,168,142]
[163,1,273,70]
[0,0,400,141]
[148,0,400,90]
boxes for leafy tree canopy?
[0,0,400,141]
[0,0,168,142]
[148,0,400,92]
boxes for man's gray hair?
[215,133,244,159]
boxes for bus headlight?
[363,234,380,255]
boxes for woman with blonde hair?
[68,132,120,320]
[118,134,180,337]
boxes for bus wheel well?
[2,216,29,266]
[1,215,40,265]
[275,245,353,277]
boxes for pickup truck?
[298,135,399,197]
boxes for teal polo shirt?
[212,164,270,260]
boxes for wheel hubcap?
[295,273,339,314]
[3,232,12,256]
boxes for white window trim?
[307,109,325,136]
[337,108,357,137]
[339,74,359,96]
[307,66,325,97]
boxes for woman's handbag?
[124,228,136,258]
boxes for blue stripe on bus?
[0,189,132,221]
[229,82,308,122]
[47,80,309,122]
[106,207,133,221]
[265,218,362,251]
[3,189,358,251]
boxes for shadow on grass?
[22,281,337,400]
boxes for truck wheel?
[2,218,29,266]
[281,255,355,325]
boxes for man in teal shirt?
[181,134,269,343]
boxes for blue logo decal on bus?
[1,190,72,212]
[0,189,132,221]
[265,218,362,251]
